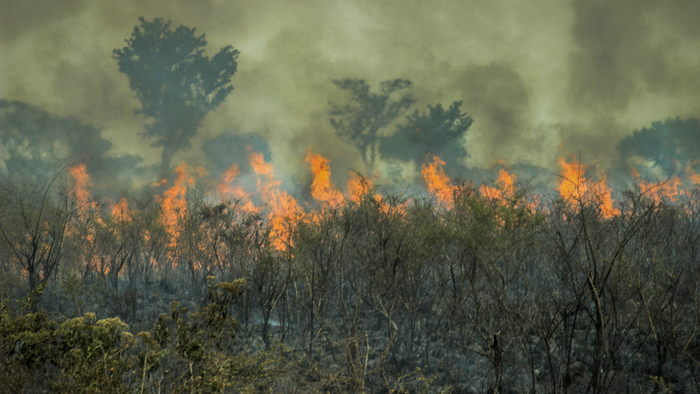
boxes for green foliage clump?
[0,278,293,393]
[1,295,135,393]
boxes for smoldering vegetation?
[5,168,700,392]
[5,87,700,392]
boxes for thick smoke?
[201,133,271,179]
[455,63,532,167]
[0,99,146,193]
[618,117,700,178]
[0,0,87,42]
[569,0,700,114]
[1,0,699,190]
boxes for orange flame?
[557,158,585,203]
[110,197,131,221]
[652,177,683,202]
[250,151,302,250]
[217,164,256,213]
[305,149,344,208]
[250,150,274,177]
[160,164,195,240]
[422,156,455,207]
[196,166,209,178]
[557,156,618,218]
[69,164,97,221]
[631,169,685,203]
[596,169,618,217]
[687,165,700,186]
[69,163,104,274]
[480,168,516,202]
[347,172,375,204]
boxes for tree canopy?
[113,17,239,178]
[329,78,414,167]
[380,101,473,168]
[617,116,700,177]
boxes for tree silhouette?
[114,17,239,179]
[380,101,472,168]
[617,117,700,177]
[329,79,414,167]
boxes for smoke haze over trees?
[329,78,414,168]
[618,117,700,178]
[113,17,239,179]
[0,99,144,191]
[2,0,698,182]
[380,101,473,171]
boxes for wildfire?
[69,163,104,274]
[217,164,256,213]
[110,197,131,222]
[58,145,700,282]
[160,164,195,240]
[422,156,456,207]
[250,151,303,250]
[557,156,618,218]
[75,147,700,260]
[687,166,700,186]
[69,164,98,221]
[250,150,275,178]
[631,169,685,203]
[480,168,516,202]
[196,166,209,178]
[305,149,344,208]
[347,172,375,204]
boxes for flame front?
[250,151,303,251]
[480,168,516,202]
[62,147,700,284]
[557,158,585,203]
[347,172,375,204]
[422,156,455,207]
[557,156,618,218]
[687,165,700,186]
[305,149,344,208]
[631,169,685,203]
[69,164,97,221]
[217,164,255,212]
[160,164,195,242]
[110,197,131,221]
[69,163,105,274]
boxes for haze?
[2,0,699,189]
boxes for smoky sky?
[0,99,145,193]
[1,0,699,188]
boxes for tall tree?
[380,101,472,169]
[329,79,414,167]
[114,17,239,178]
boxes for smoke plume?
[1,0,699,191]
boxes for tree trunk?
[490,334,503,394]
[262,315,270,350]
[587,275,607,394]
[28,266,38,295]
